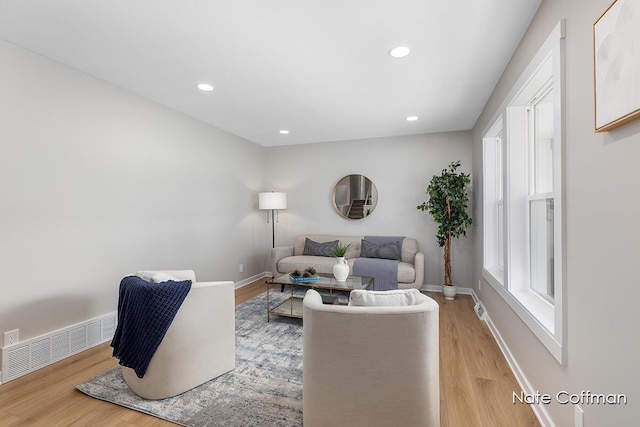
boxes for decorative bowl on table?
[289,267,320,283]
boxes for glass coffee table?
[265,273,374,321]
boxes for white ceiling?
[0,0,541,147]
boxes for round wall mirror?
[332,174,378,219]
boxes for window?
[528,84,554,301]
[482,21,566,365]
[482,119,504,283]
[496,132,504,273]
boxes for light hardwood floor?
[0,280,539,426]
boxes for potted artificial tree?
[417,160,472,300]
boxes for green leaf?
[416,160,473,247]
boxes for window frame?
[526,81,555,303]
[481,20,566,365]
[482,119,505,286]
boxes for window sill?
[483,267,504,288]
[483,270,564,365]
[511,289,554,333]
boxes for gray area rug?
[76,292,303,426]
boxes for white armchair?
[121,270,235,400]
[302,289,440,427]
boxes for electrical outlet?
[239,263,244,273]
[478,279,482,291]
[3,329,19,347]
[574,405,584,427]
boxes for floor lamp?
[259,191,287,249]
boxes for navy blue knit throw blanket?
[111,276,191,378]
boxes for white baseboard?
[474,291,555,427]
[235,272,270,289]
[421,284,474,295]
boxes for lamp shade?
[259,192,287,210]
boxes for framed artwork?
[593,0,640,132]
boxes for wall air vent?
[1,312,116,384]
[7,345,29,380]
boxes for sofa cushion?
[400,238,418,263]
[303,238,338,257]
[397,262,416,284]
[348,289,423,306]
[293,234,363,258]
[360,239,402,260]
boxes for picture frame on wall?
[593,0,640,132]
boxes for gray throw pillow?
[303,238,339,257]
[360,239,402,260]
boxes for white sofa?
[271,234,424,289]
[302,289,440,426]
[121,270,235,400]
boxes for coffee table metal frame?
[265,273,374,321]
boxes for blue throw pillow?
[303,238,339,257]
[360,239,402,260]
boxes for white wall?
[472,0,639,425]
[264,132,474,288]
[0,39,267,342]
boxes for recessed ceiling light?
[196,83,214,92]
[389,46,411,58]
[406,116,419,122]
[279,129,290,135]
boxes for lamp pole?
[269,209,276,248]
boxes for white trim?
[484,274,563,363]
[421,284,474,295]
[482,124,507,279]
[471,290,555,427]
[552,17,567,366]
[485,312,556,427]
[482,267,504,288]
[482,20,566,137]
[235,271,270,289]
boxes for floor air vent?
[1,312,116,384]
[474,301,487,321]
